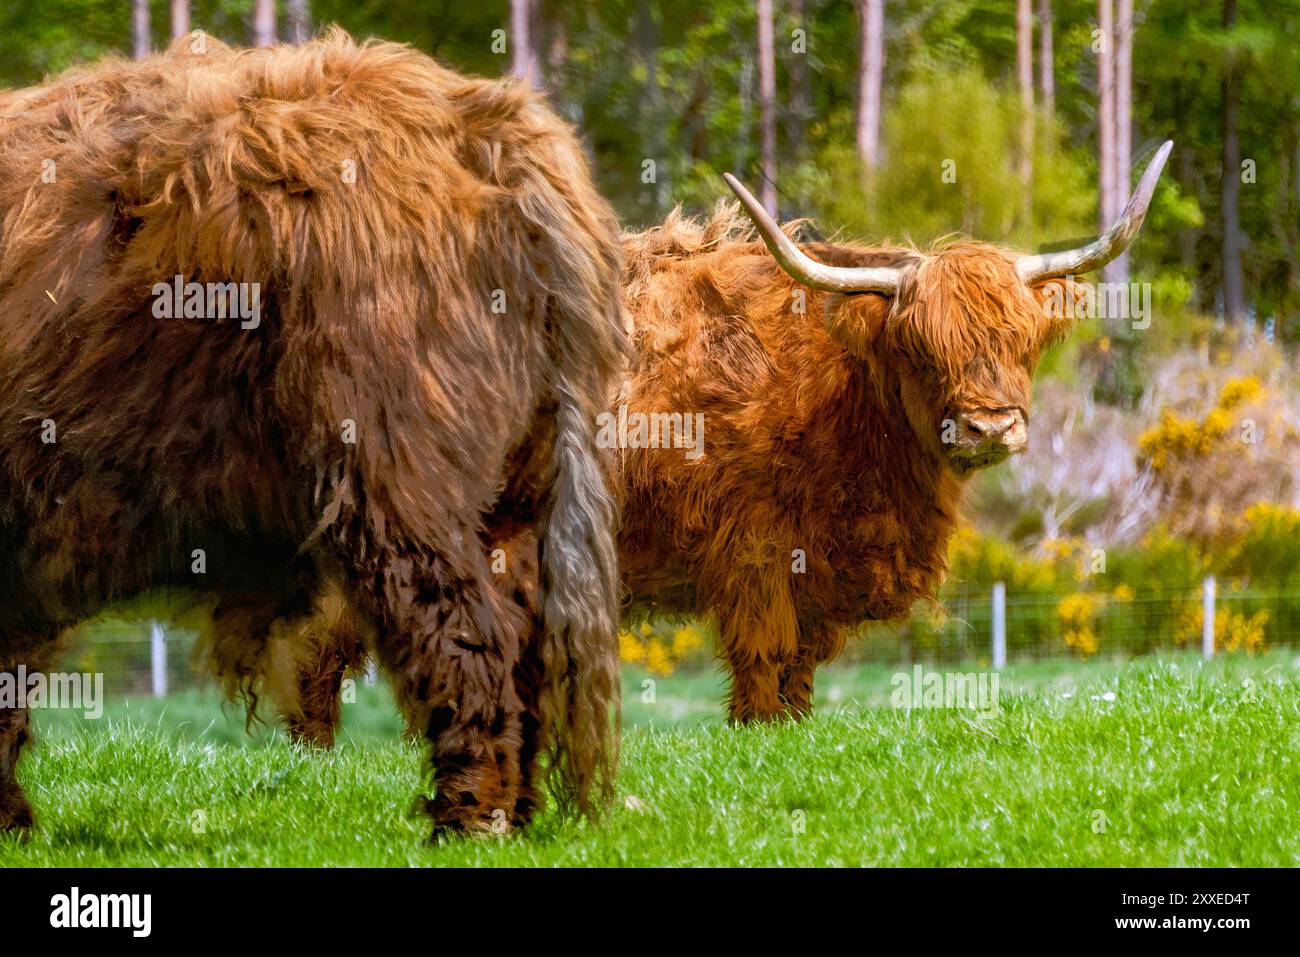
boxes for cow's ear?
[825,292,891,359]
[1027,278,1086,346]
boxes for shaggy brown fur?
[0,31,626,836]
[617,208,1075,719]
[248,203,1082,737]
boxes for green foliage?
[1105,529,1205,591]
[1,0,1294,316]
[821,69,1094,252]
[0,0,129,84]
[1223,503,1300,589]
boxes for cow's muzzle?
[948,408,1027,474]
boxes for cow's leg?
[0,633,68,835]
[716,586,795,723]
[279,604,368,749]
[778,650,817,718]
[778,623,845,718]
[282,639,350,749]
[361,541,528,837]
[724,650,784,723]
[490,529,544,827]
[511,626,545,826]
[0,692,33,834]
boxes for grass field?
[4,651,1299,866]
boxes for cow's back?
[0,31,625,540]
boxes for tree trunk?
[545,3,568,77]
[1037,0,1054,120]
[636,0,666,212]
[133,0,151,59]
[1017,0,1034,234]
[286,0,311,43]
[542,1,570,113]
[786,0,811,157]
[171,0,189,40]
[1174,81,1201,311]
[511,0,540,88]
[1284,122,1300,313]
[252,0,275,47]
[1113,0,1132,283]
[855,0,884,172]
[737,49,754,180]
[683,71,710,163]
[1221,0,1244,324]
[1097,0,1118,283]
[757,0,778,216]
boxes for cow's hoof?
[286,721,336,750]
[0,792,35,838]
[441,819,511,842]
[421,797,513,841]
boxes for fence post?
[150,621,168,697]
[1201,575,1215,660]
[991,581,1007,669]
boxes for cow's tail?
[539,377,620,817]
[533,192,627,820]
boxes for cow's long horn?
[1016,140,1173,284]
[722,173,901,294]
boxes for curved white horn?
[1016,140,1173,284]
[722,173,901,294]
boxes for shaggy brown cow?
[0,31,627,836]
[244,142,1171,737]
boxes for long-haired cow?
[252,144,1171,734]
[0,32,626,836]
[623,147,1167,719]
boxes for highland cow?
[0,31,627,836]
[248,143,1171,737]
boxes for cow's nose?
[960,409,1027,451]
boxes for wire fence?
[57,576,1299,697]
[835,576,1289,666]
[62,620,205,698]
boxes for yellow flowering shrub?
[1217,502,1300,588]
[1176,606,1268,655]
[948,523,1061,592]
[619,622,707,676]
[618,631,646,665]
[1058,591,1105,658]
[1137,376,1263,472]
[1240,500,1300,535]
[1218,376,1263,410]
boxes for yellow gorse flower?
[620,622,707,676]
[1138,377,1264,472]
[1176,606,1268,655]
[1058,591,1105,659]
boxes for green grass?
[4,651,1300,866]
